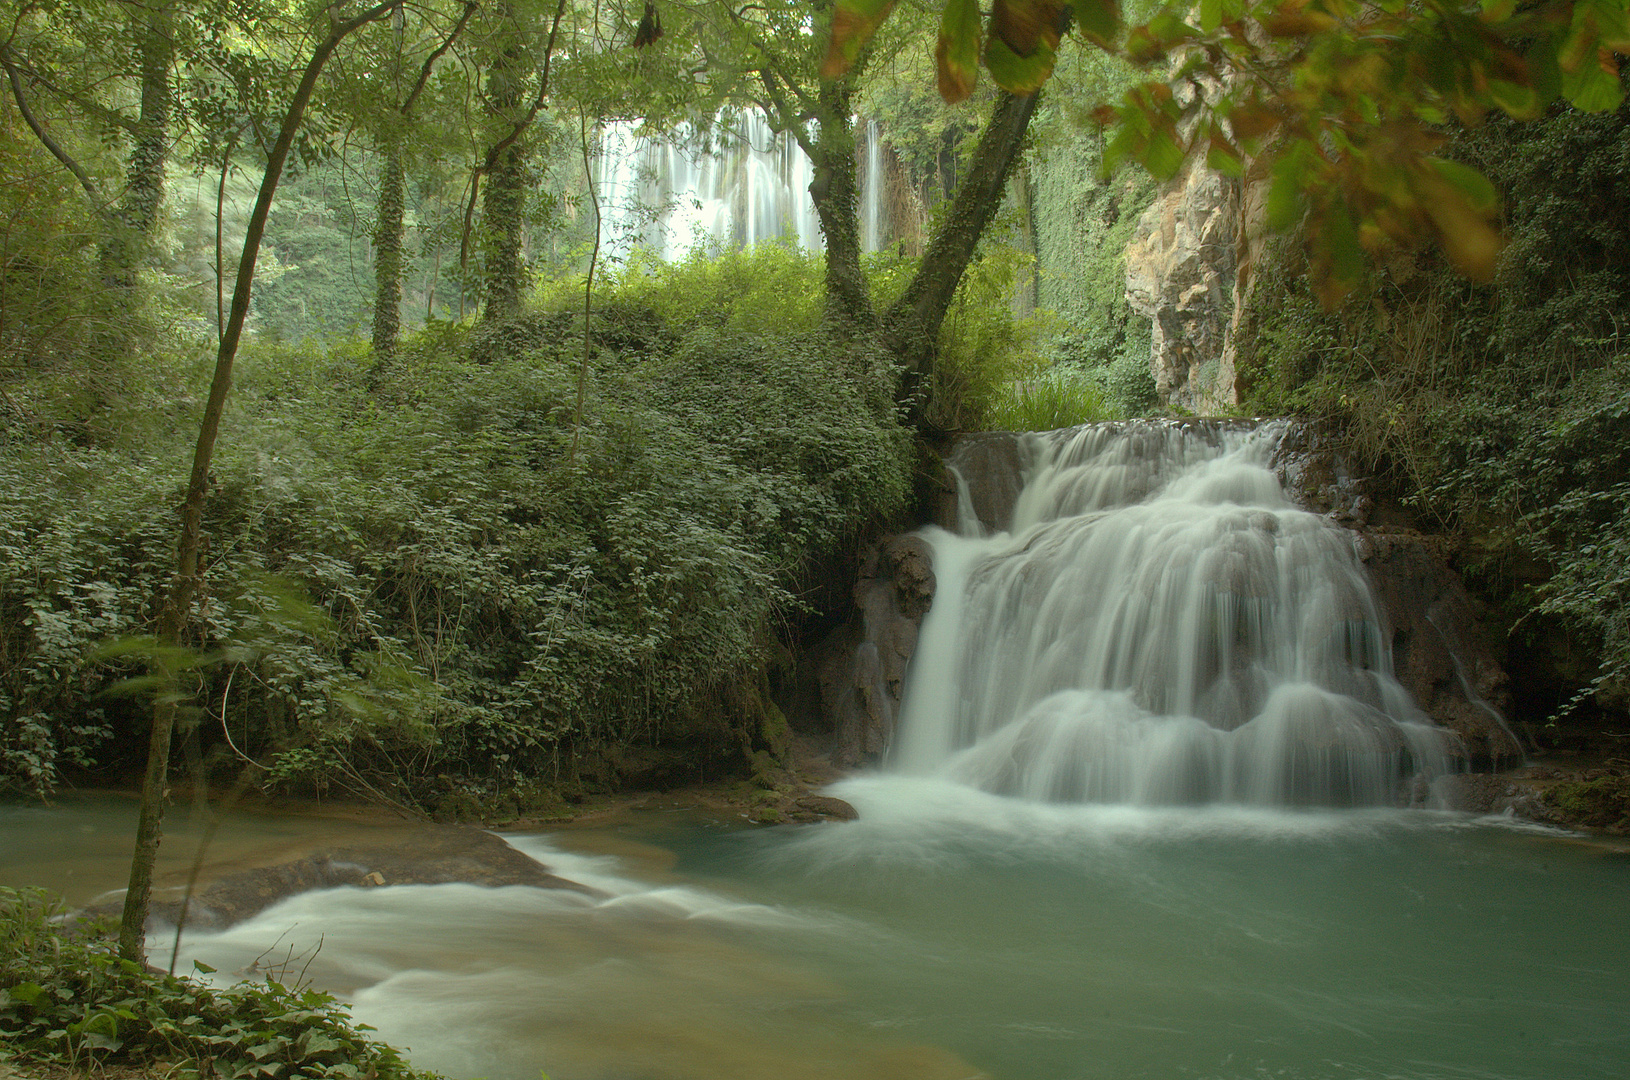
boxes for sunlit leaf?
[1486,77,1542,119]
[1419,176,1504,281]
[1075,0,1122,44]
[1143,128,1185,180]
[1430,158,1499,215]
[1200,0,1224,32]
[820,0,899,79]
[1561,49,1625,111]
[936,0,981,102]
[1206,134,1244,177]
[985,35,1057,94]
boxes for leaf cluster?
[0,887,438,1080]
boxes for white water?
[595,112,889,261]
[896,421,1452,807]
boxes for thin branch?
[401,0,476,116]
[0,46,114,220]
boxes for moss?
[1543,776,1630,831]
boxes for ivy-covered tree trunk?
[882,90,1040,419]
[371,143,406,363]
[117,2,395,966]
[100,0,173,292]
[479,4,529,322]
[808,77,871,331]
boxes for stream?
[3,789,1628,1080]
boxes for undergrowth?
[0,887,438,1080]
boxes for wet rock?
[90,825,590,932]
[1360,531,1523,769]
[933,432,1025,533]
[812,534,937,767]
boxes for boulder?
[88,825,590,933]
[813,534,937,767]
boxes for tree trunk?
[371,143,406,368]
[882,90,1040,417]
[808,77,872,331]
[117,1,395,965]
[101,1,173,292]
[479,5,529,322]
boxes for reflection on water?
[4,788,1629,1080]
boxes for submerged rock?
[90,825,590,932]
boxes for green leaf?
[194,959,219,974]
[1143,129,1185,180]
[1200,0,1223,32]
[1561,54,1625,112]
[7,983,48,1008]
[1267,173,1306,231]
[984,36,1057,94]
[1075,0,1121,42]
[936,0,981,103]
[1429,159,1499,215]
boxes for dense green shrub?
[0,249,915,798]
[0,887,437,1080]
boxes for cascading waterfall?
[595,111,888,260]
[895,420,1453,807]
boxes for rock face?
[932,431,1025,533]
[1124,161,1238,413]
[810,534,936,767]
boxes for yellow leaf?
[821,0,900,79]
[936,0,981,102]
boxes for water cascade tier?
[896,421,1452,807]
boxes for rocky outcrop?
[931,431,1025,533]
[1270,423,1524,771]
[810,534,936,767]
[1357,530,1524,770]
[1124,161,1238,413]
[88,826,588,932]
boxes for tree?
[116,0,398,966]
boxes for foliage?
[984,364,1119,430]
[0,887,438,1080]
[828,0,1630,297]
[921,233,1051,430]
[1235,96,1630,717]
[0,246,916,798]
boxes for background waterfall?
[595,112,890,260]
[896,421,1453,807]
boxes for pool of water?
[4,781,1628,1080]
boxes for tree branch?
[401,0,476,116]
[0,45,114,220]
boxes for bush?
[0,887,438,1080]
[0,268,915,798]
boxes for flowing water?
[899,421,1450,807]
[5,420,1629,1079]
[594,112,891,261]
[2,792,1628,1080]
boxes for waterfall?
[861,120,884,253]
[595,112,884,260]
[895,421,1453,807]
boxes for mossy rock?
[1543,776,1630,831]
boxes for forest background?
[1,0,1628,832]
